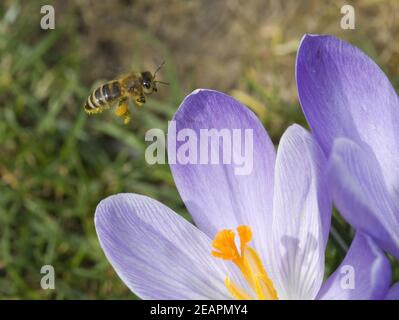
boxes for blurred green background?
[0,0,398,299]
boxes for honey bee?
[84,62,167,124]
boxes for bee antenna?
[154,60,165,77]
[155,80,169,86]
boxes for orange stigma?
[212,225,278,300]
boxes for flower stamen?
[212,225,278,300]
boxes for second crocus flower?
[296,34,399,299]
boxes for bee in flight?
[84,62,167,124]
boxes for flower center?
[211,225,278,300]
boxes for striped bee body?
[84,81,122,114]
[84,62,167,124]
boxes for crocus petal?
[269,125,331,300]
[328,138,399,259]
[169,89,276,259]
[296,34,399,195]
[386,283,399,300]
[95,193,239,300]
[317,233,392,300]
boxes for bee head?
[141,62,168,94]
[141,71,156,94]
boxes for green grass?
[0,1,186,299]
[0,0,398,299]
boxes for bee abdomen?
[84,81,122,114]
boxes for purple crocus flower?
[296,34,399,299]
[95,90,390,299]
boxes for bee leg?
[115,98,131,124]
[123,110,131,125]
[135,95,146,107]
[115,98,128,116]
